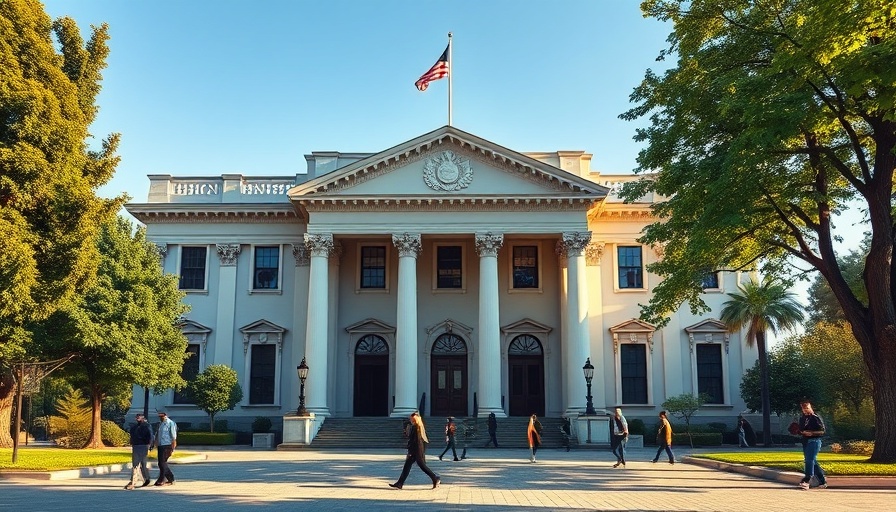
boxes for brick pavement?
[0,447,892,511]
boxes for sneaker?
[613,462,621,468]
[124,484,134,490]
[141,480,151,488]
[432,477,441,489]
[388,483,403,490]
[799,481,810,490]
[650,459,657,463]
[817,483,828,489]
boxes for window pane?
[173,344,201,404]
[179,247,207,290]
[697,344,724,404]
[250,344,276,404]
[512,246,538,288]
[620,344,648,403]
[437,246,463,288]
[254,246,280,289]
[702,272,720,289]
[617,246,643,289]
[360,246,386,289]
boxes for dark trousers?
[156,445,175,483]
[484,431,498,448]
[439,438,458,460]
[653,442,674,462]
[396,453,438,485]
[611,434,627,462]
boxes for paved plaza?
[1,446,892,511]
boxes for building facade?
[126,126,756,430]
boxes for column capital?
[475,232,504,257]
[291,243,310,267]
[153,243,168,264]
[216,244,241,266]
[559,231,593,256]
[392,233,422,258]
[585,241,605,266]
[304,233,334,257]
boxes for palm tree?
[720,277,804,446]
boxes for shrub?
[101,420,130,447]
[628,418,645,435]
[252,417,272,433]
[48,389,91,448]
[839,440,874,456]
[671,432,722,447]
[178,431,236,445]
[707,422,728,433]
[214,419,229,432]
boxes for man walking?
[798,400,828,489]
[483,412,499,448]
[438,417,459,461]
[611,408,628,467]
[124,413,153,490]
[152,411,177,486]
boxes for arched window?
[509,334,543,355]
[356,334,388,355]
[432,333,467,354]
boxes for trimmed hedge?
[671,432,722,446]
[177,432,236,445]
[102,420,130,447]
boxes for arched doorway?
[430,333,468,417]
[354,335,389,416]
[508,334,545,416]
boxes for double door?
[430,355,467,417]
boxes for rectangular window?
[701,271,720,289]
[173,344,201,404]
[360,246,386,289]
[697,344,724,404]
[620,344,648,404]
[253,246,280,290]
[436,245,463,289]
[617,246,643,289]
[250,344,276,404]
[512,245,539,289]
[179,246,207,290]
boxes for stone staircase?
[307,416,576,450]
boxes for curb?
[0,453,208,481]
[683,456,896,489]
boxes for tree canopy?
[622,0,896,461]
[0,0,121,448]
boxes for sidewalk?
[1,447,893,511]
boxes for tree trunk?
[867,327,896,462]
[85,383,104,449]
[210,412,215,433]
[757,332,772,447]
[0,371,15,448]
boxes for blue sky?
[41,0,672,202]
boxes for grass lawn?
[0,448,192,471]
[693,451,896,476]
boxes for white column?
[391,233,422,417]
[560,232,592,415]
[585,241,607,411]
[476,232,505,417]
[304,233,333,416]
[290,244,311,414]
[213,244,241,367]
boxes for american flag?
[415,46,449,91]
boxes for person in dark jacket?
[483,412,499,448]
[798,400,828,490]
[390,412,440,490]
[438,417,459,461]
[125,413,154,490]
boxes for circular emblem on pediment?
[423,150,473,192]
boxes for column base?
[390,406,418,418]
[306,407,330,418]
[477,407,507,418]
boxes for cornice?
[297,195,598,213]
[126,203,303,224]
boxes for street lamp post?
[296,357,309,416]
[582,358,596,416]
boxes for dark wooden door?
[430,355,467,417]
[354,355,389,416]
[509,355,545,416]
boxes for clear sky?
[41,0,673,202]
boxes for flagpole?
[448,32,453,127]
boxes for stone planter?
[252,433,275,449]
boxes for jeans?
[439,438,458,460]
[653,442,674,462]
[802,438,826,484]
[738,430,747,447]
[611,434,627,463]
[130,444,150,485]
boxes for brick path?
[1,447,892,511]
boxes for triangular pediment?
[180,319,212,334]
[289,126,607,211]
[501,318,553,335]
[684,319,729,334]
[344,318,396,334]
[608,318,657,333]
[425,318,474,336]
[239,319,287,334]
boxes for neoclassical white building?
[126,126,757,431]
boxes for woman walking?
[651,410,675,464]
[527,414,542,463]
[390,412,440,490]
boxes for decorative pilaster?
[216,244,241,266]
[213,244,241,367]
[585,241,605,266]
[475,232,505,417]
[391,233,421,417]
[560,231,592,415]
[154,243,168,266]
[303,233,333,416]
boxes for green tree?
[187,365,243,433]
[620,0,896,461]
[720,278,804,446]
[661,393,707,448]
[37,216,189,448]
[798,321,872,414]
[0,0,121,447]
[740,340,819,418]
